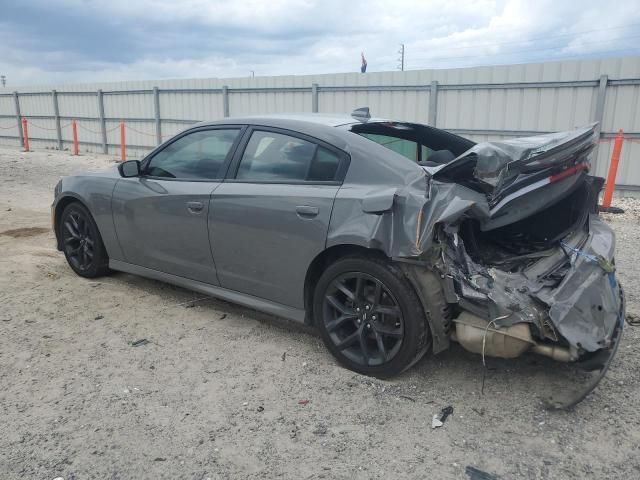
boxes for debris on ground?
[281,351,287,361]
[432,406,454,429]
[398,395,416,402]
[298,399,310,406]
[312,424,328,435]
[626,313,640,326]
[131,339,150,347]
[257,406,264,412]
[465,465,499,480]
[94,314,104,320]
[153,457,166,462]
[175,296,210,308]
[219,313,227,320]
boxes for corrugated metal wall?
[1,56,639,188]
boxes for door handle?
[296,205,319,218]
[186,201,204,213]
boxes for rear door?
[112,127,243,284]
[209,127,348,308]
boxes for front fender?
[53,174,124,261]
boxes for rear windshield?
[349,122,475,165]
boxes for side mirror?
[119,160,141,178]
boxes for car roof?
[193,113,390,128]
[190,114,393,151]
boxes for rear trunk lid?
[431,124,597,230]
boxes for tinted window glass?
[146,129,240,179]
[359,133,433,162]
[236,131,341,182]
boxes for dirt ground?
[1,146,639,480]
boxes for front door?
[112,127,243,284]
[210,127,347,308]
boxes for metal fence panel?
[1,56,639,188]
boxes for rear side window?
[146,129,240,179]
[358,133,434,162]
[236,131,341,182]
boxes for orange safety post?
[22,117,30,152]
[72,119,79,155]
[601,129,624,209]
[120,120,126,161]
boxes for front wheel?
[313,255,430,378]
[59,202,110,278]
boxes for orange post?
[120,120,126,161]
[602,129,624,209]
[22,117,30,152]
[72,119,79,155]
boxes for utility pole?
[0,75,6,88]
[398,44,405,71]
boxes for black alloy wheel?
[60,203,109,278]
[323,272,404,366]
[314,255,430,378]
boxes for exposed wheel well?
[54,196,87,249]
[303,244,387,324]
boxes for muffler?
[452,312,572,361]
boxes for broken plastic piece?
[432,406,454,428]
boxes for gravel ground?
[1,146,639,480]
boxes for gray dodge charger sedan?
[53,110,624,403]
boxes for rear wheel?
[313,255,430,378]
[60,202,110,278]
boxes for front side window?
[236,130,341,182]
[146,129,240,179]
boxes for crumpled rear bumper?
[439,214,624,360]
[535,215,623,354]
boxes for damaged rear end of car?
[364,123,624,395]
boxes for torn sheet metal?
[328,175,489,258]
[436,214,622,354]
[432,123,597,197]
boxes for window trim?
[225,126,350,185]
[139,125,248,182]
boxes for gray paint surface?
[112,177,221,285]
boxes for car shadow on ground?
[104,269,616,412]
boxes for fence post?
[13,91,24,147]
[120,120,126,161]
[153,86,162,145]
[593,75,608,138]
[311,83,319,113]
[22,117,30,152]
[52,89,63,150]
[601,129,624,209]
[222,86,230,118]
[97,89,107,154]
[428,81,438,126]
[72,119,79,155]
[592,74,609,169]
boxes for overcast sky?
[1,0,640,86]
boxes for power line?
[373,46,639,72]
[407,33,640,67]
[411,22,640,57]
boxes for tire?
[313,255,430,378]
[59,202,110,278]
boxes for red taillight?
[549,162,589,184]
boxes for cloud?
[0,0,639,86]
